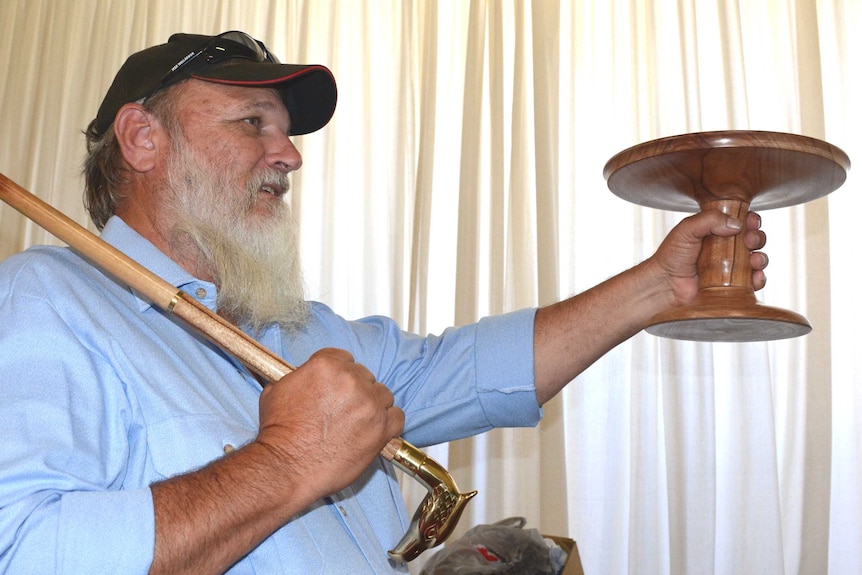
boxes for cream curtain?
[0,1,859,574]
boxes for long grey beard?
[164,147,309,332]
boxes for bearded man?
[0,32,768,574]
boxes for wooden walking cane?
[0,172,475,562]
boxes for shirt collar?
[100,215,218,312]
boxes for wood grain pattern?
[604,130,850,212]
[602,131,850,341]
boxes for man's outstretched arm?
[533,210,767,405]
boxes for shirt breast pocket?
[146,414,255,480]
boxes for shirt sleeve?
[0,267,155,573]
[293,304,543,448]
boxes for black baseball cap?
[91,31,337,138]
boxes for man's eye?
[244,117,261,127]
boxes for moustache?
[247,170,291,200]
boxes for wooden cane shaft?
[169,293,298,380]
[0,174,180,308]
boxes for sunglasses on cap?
[148,30,279,100]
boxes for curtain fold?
[0,1,858,573]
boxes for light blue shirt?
[0,216,541,573]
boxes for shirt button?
[195,287,207,299]
[339,506,348,517]
[224,444,236,454]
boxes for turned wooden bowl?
[603,130,850,342]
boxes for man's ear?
[113,103,163,173]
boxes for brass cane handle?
[384,438,478,562]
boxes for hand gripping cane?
[0,173,476,562]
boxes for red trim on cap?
[190,65,333,87]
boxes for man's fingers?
[745,228,767,250]
[308,347,356,363]
[679,211,742,242]
[374,381,395,408]
[385,405,406,439]
[751,251,769,271]
[684,210,768,253]
[747,210,762,231]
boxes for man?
[0,31,767,574]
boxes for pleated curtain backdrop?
[0,1,859,574]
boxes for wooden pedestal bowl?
[603,130,850,342]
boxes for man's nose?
[267,133,303,172]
